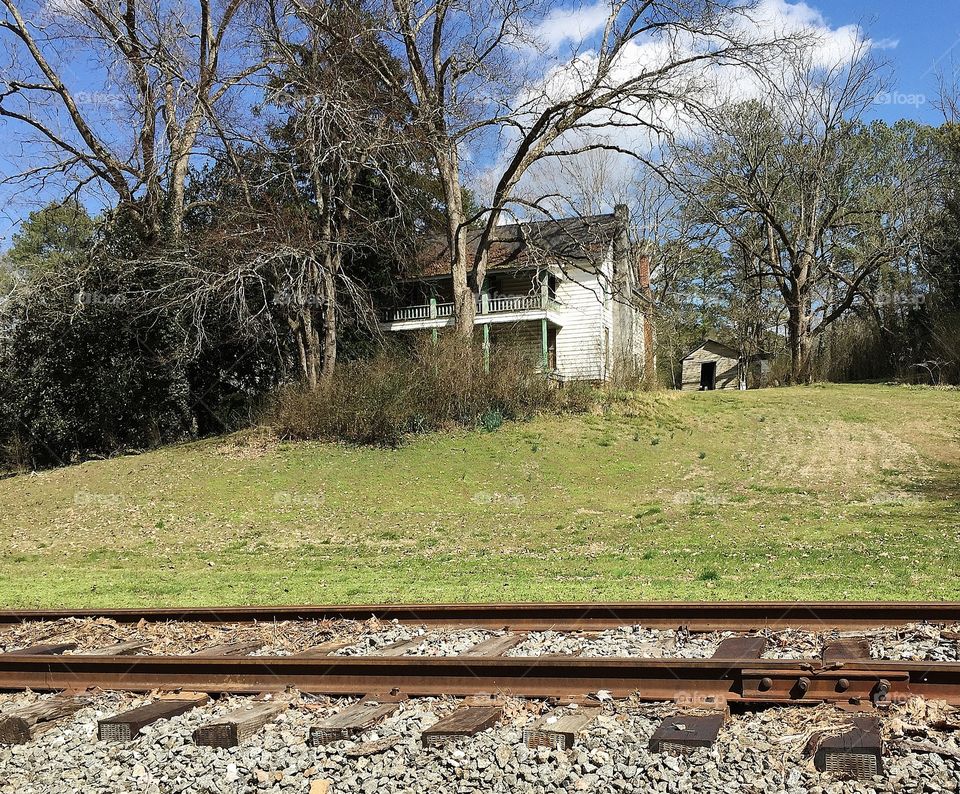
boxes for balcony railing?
[388,303,431,321]
[486,295,540,312]
[383,293,557,323]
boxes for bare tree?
[0,0,263,242]
[138,0,415,389]
[671,41,935,382]
[259,0,412,386]
[338,0,795,337]
[935,59,960,124]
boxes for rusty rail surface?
[1,653,959,705]
[1,602,959,631]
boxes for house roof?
[405,212,623,279]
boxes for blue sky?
[0,0,957,248]
[825,0,959,125]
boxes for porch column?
[541,318,548,370]
[430,296,438,345]
[540,270,549,309]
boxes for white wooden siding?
[490,321,541,363]
[384,241,649,383]
[553,252,609,381]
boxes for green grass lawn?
[2,383,959,607]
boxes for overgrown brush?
[270,337,592,446]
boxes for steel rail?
[1,602,959,631]
[0,654,958,705]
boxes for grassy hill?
[2,383,959,607]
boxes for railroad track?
[1,601,959,704]
[1,602,959,787]
[3,599,960,630]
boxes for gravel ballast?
[1,692,959,793]
[3,618,959,661]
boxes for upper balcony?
[381,292,563,331]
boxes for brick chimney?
[637,251,656,385]
[637,252,651,290]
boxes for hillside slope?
[2,383,958,606]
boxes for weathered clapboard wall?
[489,322,542,364]
[681,341,740,391]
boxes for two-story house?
[380,205,652,382]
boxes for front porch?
[380,270,565,376]
[380,269,561,330]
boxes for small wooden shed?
[681,338,741,391]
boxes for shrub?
[270,336,588,446]
[556,380,596,413]
[0,280,194,469]
[480,409,504,433]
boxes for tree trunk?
[786,291,803,385]
[786,297,815,384]
[166,115,203,244]
[300,306,319,391]
[436,147,475,337]
[290,317,309,388]
[320,268,337,385]
[168,163,188,243]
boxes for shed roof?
[681,337,740,361]
[405,212,623,279]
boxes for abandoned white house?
[681,338,771,391]
[380,207,654,382]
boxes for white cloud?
[524,1,886,144]
[41,0,86,17]
[484,1,886,210]
[533,1,611,50]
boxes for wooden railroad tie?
[822,637,871,665]
[191,640,264,657]
[711,636,767,660]
[309,700,400,746]
[649,714,725,755]
[84,641,150,656]
[811,717,883,778]
[193,700,288,748]
[466,634,525,656]
[296,639,354,657]
[3,642,77,656]
[0,696,86,744]
[421,706,502,747]
[98,694,208,741]
[524,708,600,750]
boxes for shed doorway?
[699,361,716,390]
